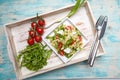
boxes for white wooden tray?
[4,1,104,80]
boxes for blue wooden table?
[0,0,120,80]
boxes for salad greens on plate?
[46,19,83,58]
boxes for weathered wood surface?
[0,0,120,80]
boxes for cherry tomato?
[58,42,63,49]
[29,30,35,38]
[31,22,38,29]
[59,50,64,56]
[36,27,44,35]
[27,38,34,45]
[35,35,42,42]
[38,19,45,26]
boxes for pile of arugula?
[17,43,52,71]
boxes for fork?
[88,16,108,67]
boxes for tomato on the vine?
[35,35,42,42]
[38,19,45,26]
[36,27,44,35]
[27,38,34,45]
[29,30,35,38]
[31,22,38,29]
[27,14,46,45]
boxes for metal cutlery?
[88,16,108,67]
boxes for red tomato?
[59,50,64,56]
[27,38,34,45]
[29,30,35,38]
[38,19,45,26]
[36,27,44,35]
[65,25,72,30]
[78,35,82,41]
[35,35,42,42]
[58,42,63,49]
[31,22,38,29]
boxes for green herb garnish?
[17,43,52,71]
[67,0,85,18]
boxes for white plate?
[43,18,89,63]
